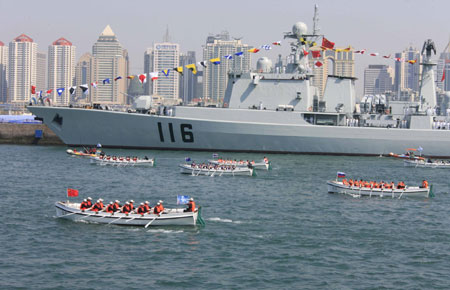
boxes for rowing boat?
[327,180,431,198]
[55,201,204,226]
[90,156,155,166]
[404,159,450,168]
[208,159,271,170]
[179,164,255,176]
[66,149,97,158]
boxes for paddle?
[145,211,163,228]
[125,210,141,223]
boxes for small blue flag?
[57,88,65,96]
[177,195,190,205]
[235,51,244,56]
[114,76,122,81]
[103,78,111,84]
[417,146,423,152]
[337,172,346,178]
[224,55,233,60]
[212,153,219,158]
[185,157,191,162]
[97,143,102,148]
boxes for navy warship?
[27,20,450,157]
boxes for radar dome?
[292,22,308,37]
[256,57,273,73]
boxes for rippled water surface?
[1,145,449,289]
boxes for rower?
[137,203,146,215]
[106,202,115,213]
[98,198,104,209]
[421,180,429,188]
[86,197,93,208]
[153,200,164,214]
[80,199,89,210]
[122,202,131,214]
[144,201,151,213]
[184,198,196,212]
[129,200,135,211]
[113,200,121,212]
[92,200,103,212]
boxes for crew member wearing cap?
[86,197,93,208]
[153,200,164,215]
[91,200,104,212]
[80,199,89,210]
[98,198,104,209]
[129,200,135,211]
[122,202,131,214]
[106,202,115,213]
[137,203,146,215]
[184,197,196,212]
[112,200,121,212]
[144,201,151,213]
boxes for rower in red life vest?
[113,200,121,212]
[421,180,429,188]
[144,201,151,213]
[98,198,104,209]
[106,202,115,213]
[129,200,135,211]
[80,199,89,210]
[91,199,104,212]
[85,197,93,208]
[137,203,146,215]
[122,202,131,214]
[153,200,164,214]
[184,198,196,212]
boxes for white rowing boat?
[90,156,155,166]
[66,149,97,158]
[404,159,450,168]
[179,164,255,176]
[208,159,271,170]
[55,201,204,226]
[327,180,431,198]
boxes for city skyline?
[0,0,449,97]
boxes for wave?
[207,217,242,224]
[146,229,184,234]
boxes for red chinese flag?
[315,61,323,67]
[46,89,53,94]
[31,85,36,94]
[311,50,321,58]
[321,37,335,50]
[67,188,79,197]
[442,69,446,82]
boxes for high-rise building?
[203,31,251,103]
[437,39,450,92]
[48,37,76,105]
[148,42,180,101]
[394,46,421,97]
[308,50,354,97]
[91,25,128,104]
[0,41,8,103]
[179,51,197,104]
[363,64,394,95]
[143,48,153,95]
[36,52,46,93]
[75,53,92,103]
[8,34,37,104]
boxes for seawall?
[0,123,64,145]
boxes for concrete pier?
[0,123,63,145]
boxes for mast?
[313,4,320,35]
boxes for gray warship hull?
[27,106,450,157]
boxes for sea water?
[1,145,449,289]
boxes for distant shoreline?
[0,123,64,145]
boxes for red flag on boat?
[67,188,79,197]
[31,85,36,94]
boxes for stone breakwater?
[0,123,63,145]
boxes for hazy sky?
[1,0,449,95]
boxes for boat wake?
[208,217,242,224]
